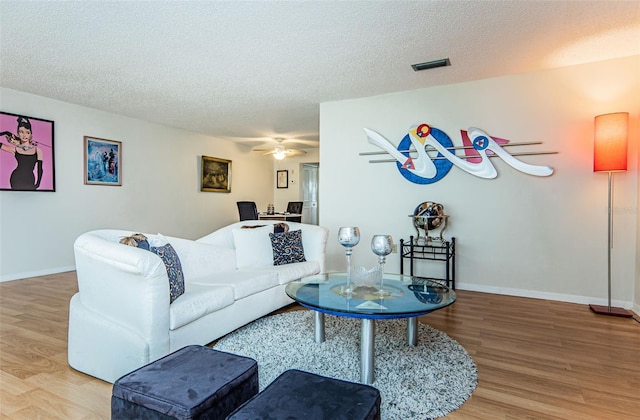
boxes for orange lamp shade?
[594,112,629,172]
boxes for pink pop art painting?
[0,111,55,191]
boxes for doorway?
[301,163,319,225]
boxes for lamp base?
[589,304,633,318]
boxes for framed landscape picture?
[201,155,231,193]
[84,136,122,186]
[0,111,55,191]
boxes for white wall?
[319,55,640,309]
[0,88,274,281]
[2,57,638,311]
[272,149,320,214]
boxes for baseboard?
[456,282,634,310]
[0,266,76,283]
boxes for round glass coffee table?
[285,272,456,384]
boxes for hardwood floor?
[1,272,638,419]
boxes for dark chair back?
[286,201,303,214]
[237,201,258,221]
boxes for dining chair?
[286,201,303,214]
[286,201,303,222]
[237,201,258,221]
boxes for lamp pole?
[589,112,632,318]
[606,171,613,312]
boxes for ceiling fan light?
[273,150,287,160]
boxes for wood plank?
[1,272,638,419]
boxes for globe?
[413,202,445,231]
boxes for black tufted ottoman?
[111,345,258,419]
[226,369,381,420]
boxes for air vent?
[411,58,451,72]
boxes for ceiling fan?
[252,138,315,160]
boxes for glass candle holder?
[371,234,393,297]
[338,227,360,296]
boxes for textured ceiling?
[1,1,638,148]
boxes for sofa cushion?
[169,240,237,278]
[150,243,185,303]
[188,271,279,300]
[169,283,235,330]
[251,261,321,285]
[232,225,274,268]
[270,229,306,266]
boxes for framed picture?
[0,111,55,191]
[84,136,122,186]
[277,170,288,188]
[201,155,231,193]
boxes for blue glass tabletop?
[285,273,456,319]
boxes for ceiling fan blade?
[280,139,319,148]
[285,149,307,156]
[220,136,275,145]
[248,138,319,149]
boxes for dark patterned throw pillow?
[273,223,289,233]
[150,243,185,303]
[269,229,306,266]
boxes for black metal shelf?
[399,236,456,289]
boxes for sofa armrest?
[73,230,171,345]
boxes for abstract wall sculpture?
[360,123,555,184]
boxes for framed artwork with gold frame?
[201,155,231,193]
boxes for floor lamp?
[589,112,632,318]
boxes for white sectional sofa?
[68,220,328,383]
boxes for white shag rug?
[214,310,477,419]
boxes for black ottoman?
[226,369,381,420]
[112,345,258,420]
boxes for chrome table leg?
[314,311,325,343]
[407,317,418,346]
[361,319,375,384]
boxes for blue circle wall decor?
[396,127,454,184]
